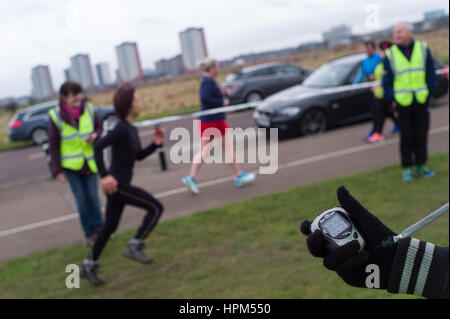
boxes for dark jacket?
[382,39,437,104]
[48,100,102,177]
[199,76,226,122]
[388,237,448,299]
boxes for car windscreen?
[303,63,354,88]
[225,72,242,83]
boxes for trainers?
[367,132,385,144]
[182,176,199,195]
[365,131,374,141]
[123,239,153,264]
[390,124,399,134]
[402,167,414,182]
[416,165,435,178]
[234,172,255,187]
[80,259,104,286]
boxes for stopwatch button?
[300,220,312,235]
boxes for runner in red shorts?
[182,58,255,194]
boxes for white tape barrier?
[132,68,447,128]
[134,101,260,128]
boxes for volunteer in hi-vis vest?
[366,40,399,144]
[48,81,104,246]
[382,23,437,182]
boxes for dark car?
[8,100,117,145]
[253,53,449,136]
[222,62,312,104]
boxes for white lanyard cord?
[393,203,449,243]
[376,203,449,250]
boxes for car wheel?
[246,91,263,103]
[299,109,327,136]
[31,128,49,145]
[103,114,118,132]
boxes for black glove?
[300,186,397,289]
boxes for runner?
[182,58,255,194]
[366,40,399,144]
[80,84,164,286]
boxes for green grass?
[0,141,33,151]
[0,153,448,299]
[0,131,33,151]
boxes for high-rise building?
[155,54,184,77]
[116,42,144,84]
[31,65,55,101]
[64,68,72,82]
[115,69,121,85]
[179,27,208,72]
[95,62,112,88]
[70,53,96,91]
[322,25,352,47]
[424,9,446,20]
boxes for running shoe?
[367,132,385,144]
[402,168,414,182]
[416,165,435,178]
[234,172,256,187]
[182,176,199,195]
[390,124,399,134]
[123,239,153,264]
[365,131,374,141]
[80,259,104,286]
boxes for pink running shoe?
[367,132,385,144]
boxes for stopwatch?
[310,207,365,252]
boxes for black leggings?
[372,97,398,134]
[396,101,430,167]
[90,184,164,261]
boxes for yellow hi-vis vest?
[373,62,384,100]
[48,103,98,173]
[385,41,429,107]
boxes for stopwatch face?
[318,211,353,240]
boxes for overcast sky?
[0,0,448,99]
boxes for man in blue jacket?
[353,41,381,85]
[353,41,382,142]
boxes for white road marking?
[1,125,448,238]
[28,152,45,160]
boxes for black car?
[8,100,117,145]
[253,53,449,136]
[222,62,312,104]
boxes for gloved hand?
[300,186,397,289]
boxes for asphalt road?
[0,97,448,262]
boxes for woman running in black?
[81,85,164,286]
